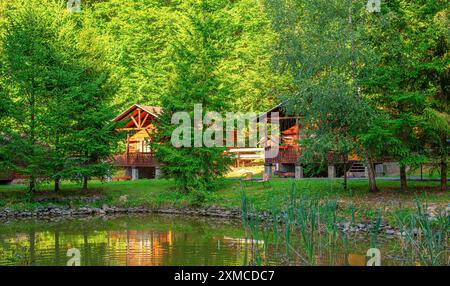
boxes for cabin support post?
[126,134,130,155]
[375,164,384,176]
[275,163,280,171]
[328,164,336,179]
[131,167,139,180]
[264,164,273,178]
[155,166,162,179]
[382,163,388,176]
[295,164,303,179]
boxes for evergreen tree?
[401,1,449,192]
[0,1,59,192]
[55,8,120,191]
[152,0,233,197]
[0,0,120,192]
[361,1,423,192]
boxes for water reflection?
[0,215,266,266]
[0,214,422,266]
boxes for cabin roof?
[256,100,288,121]
[140,105,163,117]
[112,104,163,122]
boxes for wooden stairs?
[346,161,367,178]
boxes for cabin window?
[136,139,151,153]
[143,140,151,153]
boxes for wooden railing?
[114,152,158,167]
[265,145,300,164]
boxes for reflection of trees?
[0,216,262,266]
[29,229,35,265]
[54,231,59,265]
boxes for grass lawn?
[0,178,448,225]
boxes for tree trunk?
[29,90,36,194]
[441,155,447,192]
[400,165,407,192]
[343,159,348,191]
[367,159,378,192]
[82,176,88,191]
[29,229,35,266]
[348,8,356,80]
[54,135,61,192]
[54,177,60,192]
[29,177,36,193]
[54,231,60,265]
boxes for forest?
[0,0,448,194]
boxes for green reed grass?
[240,184,449,266]
[394,201,449,266]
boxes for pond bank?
[0,204,241,219]
[0,203,403,237]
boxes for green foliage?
[152,0,233,193]
[0,0,63,189]
[265,0,384,191]
[0,0,447,195]
[266,0,449,191]
[86,0,288,112]
[0,0,289,193]
[360,0,449,189]
[87,0,179,106]
[0,0,120,191]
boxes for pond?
[0,214,440,266]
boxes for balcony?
[114,152,158,167]
[265,145,300,164]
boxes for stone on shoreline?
[0,204,403,237]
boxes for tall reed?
[394,201,449,266]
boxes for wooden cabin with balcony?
[259,102,393,179]
[259,102,351,179]
[112,104,265,179]
[112,102,386,181]
[112,104,163,180]
[259,102,303,178]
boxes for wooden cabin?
[260,102,375,179]
[113,104,163,180]
[112,102,389,180]
[259,103,303,178]
[112,104,265,179]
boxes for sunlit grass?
[0,178,447,219]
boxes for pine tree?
[0,1,59,192]
[152,0,233,197]
[58,11,120,191]
[0,1,120,192]
[402,1,449,192]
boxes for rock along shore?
[0,204,241,219]
[0,204,403,236]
